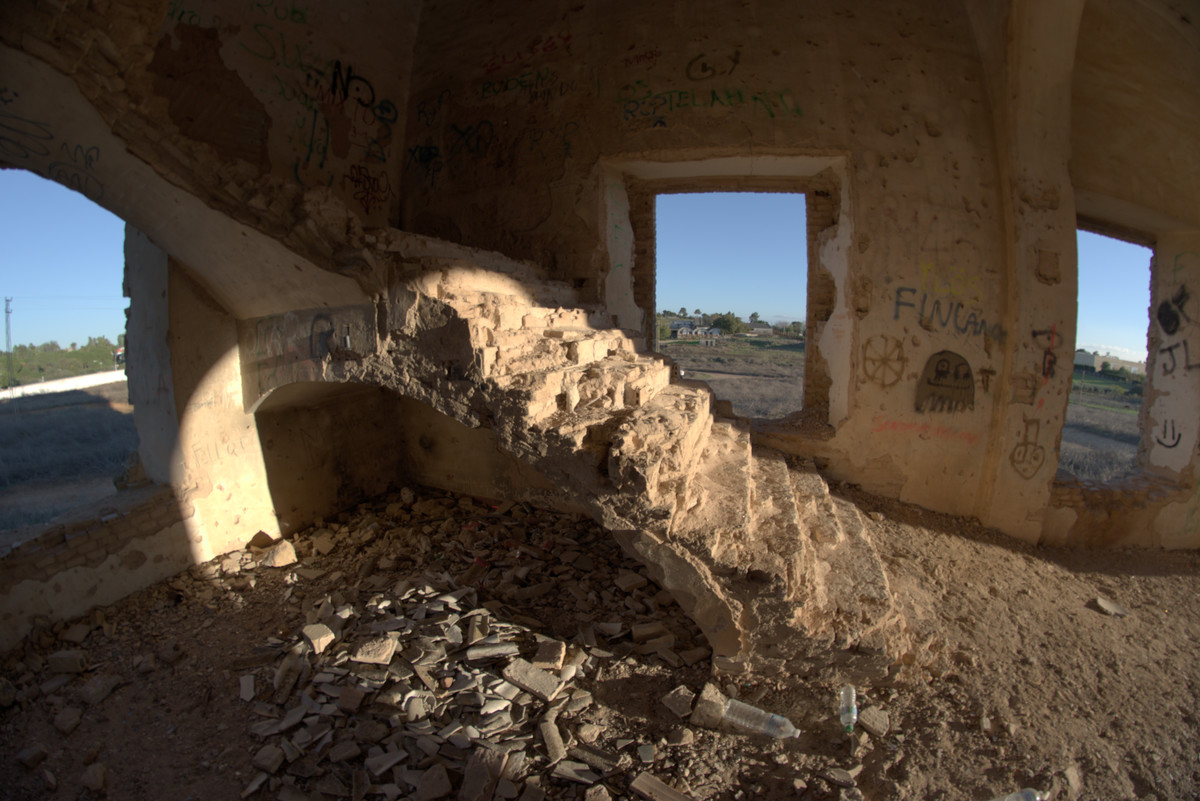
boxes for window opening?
[655,192,808,419]
[1064,228,1152,483]
[0,169,135,540]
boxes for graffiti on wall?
[870,415,981,446]
[0,104,105,200]
[1009,416,1047,479]
[893,286,1004,340]
[914,351,974,412]
[861,335,905,387]
[246,305,373,398]
[161,1,400,218]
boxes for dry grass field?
[0,382,137,533]
[658,336,806,418]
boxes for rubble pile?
[3,484,897,801]
[227,488,741,800]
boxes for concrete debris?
[259,539,298,568]
[47,649,87,674]
[81,762,107,793]
[59,623,93,645]
[17,743,49,769]
[302,623,336,655]
[53,706,82,734]
[665,727,695,747]
[239,674,255,702]
[251,743,285,774]
[689,683,727,729]
[80,674,122,705]
[660,685,695,718]
[503,658,564,703]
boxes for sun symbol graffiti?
[862,335,906,388]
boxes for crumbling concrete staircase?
[332,262,904,675]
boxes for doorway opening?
[654,191,808,419]
[0,169,136,542]
[1062,227,1152,483]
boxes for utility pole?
[4,297,13,391]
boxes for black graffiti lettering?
[1157,419,1182,449]
[329,60,376,108]
[0,111,53,161]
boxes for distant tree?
[711,312,746,334]
[749,311,760,324]
[678,306,688,317]
[693,308,702,316]
[38,341,61,353]
[1101,361,1112,372]
[70,342,77,351]
[117,333,126,346]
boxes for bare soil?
[2,483,1198,801]
[0,382,136,534]
[659,338,805,419]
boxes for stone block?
[81,763,106,793]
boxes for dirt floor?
[2,482,1198,801]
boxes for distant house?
[746,323,774,336]
[1074,349,1145,375]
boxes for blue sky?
[658,192,1153,362]
[1,169,128,348]
[0,173,1154,363]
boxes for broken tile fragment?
[630,772,695,801]
[459,748,507,801]
[59,623,93,645]
[539,720,567,764]
[551,760,600,785]
[352,636,397,665]
[614,571,648,592]
[252,744,285,774]
[416,763,453,800]
[531,639,567,671]
[327,740,362,762]
[502,658,563,703]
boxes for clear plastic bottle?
[838,686,858,733]
[986,791,1043,801]
[721,698,801,738]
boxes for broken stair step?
[669,419,753,551]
